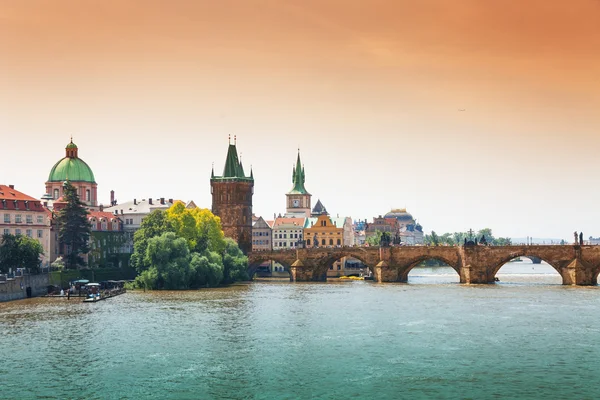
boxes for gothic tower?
[285,150,311,218]
[211,137,254,254]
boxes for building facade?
[365,209,424,245]
[210,139,254,254]
[272,217,305,249]
[0,185,52,268]
[252,216,273,251]
[104,197,176,254]
[88,211,128,268]
[45,139,98,209]
[285,151,312,218]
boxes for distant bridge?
[248,245,600,285]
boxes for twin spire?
[211,135,253,181]
[289,149,309,195]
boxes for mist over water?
[1,261,598,400]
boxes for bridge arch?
[247,251,296,281]
[489,252,564,283]
[314,248,377,280]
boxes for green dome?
[48,157,96,183]
[66,141,78,149]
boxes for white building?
[252,216,273,251]
[0,185,52,267]
[272,217,306,249]
[104,198,175,253]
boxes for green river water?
[1,263,599,399]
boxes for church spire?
[288,150,309,194]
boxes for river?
[1,260,599,399]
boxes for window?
[15,229,21,235]
[3,229,9,235]
[337,239,341,246]
[321,239,326,246]
[329,265,333,270]
[53,189,59,199]
[329,239,333,246]
[294,234,298,239]
[37,230,43,238]
[321,220,326,227]
[337,264,341,270]
[86,190,91,202]
[26,229,32,237]
[102,222,107,231]
[37,215,43,224]
[3,214,9,223]
[284,234,287,239]
[306,239,311,246]
[26,215,33,224]
[15,214,22,223]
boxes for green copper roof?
[212,143,253,181]
[66,141,77,149]
[288,151,309,194]
[48,157,96,183]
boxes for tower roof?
[212,139,253,182]
[312,199,327,215]
[288,150,310,195]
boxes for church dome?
[384,208,414,221]
[47,140,96,183]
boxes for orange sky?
[1,0,600,239]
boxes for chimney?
[160,198,165,205]
[134,198,137,205]
[8,184,14,189]
[110,190,115,205]
[168,198,173,204]
[99,204,104,211]
[149,198,153,205]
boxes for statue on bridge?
[479,235,488,246]
[580,232,584,246]
[574,231,579,245]
[392,232,402,246]
[380,232,391,247]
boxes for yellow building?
[304,214,344,248]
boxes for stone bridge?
[248,245,600,285]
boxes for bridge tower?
[211,136,254,254]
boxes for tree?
[165,202,226,254]
[222,238,249,284]
[130,210,173,273]
[366,230,383,246]
[55,181,91,269]
[0,234,44,273]
[190,251,224,288]
[144,232,191,289]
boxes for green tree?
[366,230,383,246]
[130,210,173,273]
[0,234,44,273]
[222,238,249,284]
[55,181,91,269]
[166,202,226,254]
[190,251,224,288]
[144,232,191,289]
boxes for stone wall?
[0,274,50,302]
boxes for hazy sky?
[1,0,600,239]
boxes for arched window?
[337,239,341,246]
[322,239,326,246]
[53,189,59,199]
[306,239,311,246]
[321,220,326,227]
[86,190,91,202]
[329,239,333,246]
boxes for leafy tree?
[144,232,191,289]
[425,231,441,246]
[366,230,383,246]
[222,238,249,284]
[130,210,173,273]
[55,181,91,269]
[190,251,224,288]
[165,202,226,254]
[0,234,44,273]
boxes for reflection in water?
[1,270,599,399]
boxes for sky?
[1,0,600,240]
